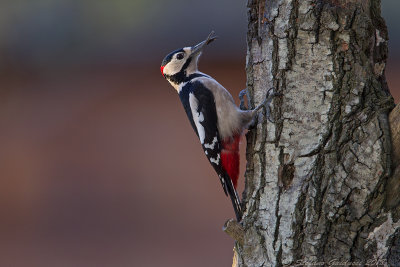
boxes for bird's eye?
[176,53,184,60]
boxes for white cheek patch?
[189,93,205,144]
[163,61,182,76]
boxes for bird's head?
[160,31,217,87]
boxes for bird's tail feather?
[225,174,242,221]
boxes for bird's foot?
[239,88,249,110]
[255,88,282,123]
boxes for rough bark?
[390,104,400,166]
[233,0,398,265]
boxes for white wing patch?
[204,136,218,149]
[210,154,220,165]
[219,175,225,186]
[189,93,205,144]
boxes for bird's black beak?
[191,31,218,55]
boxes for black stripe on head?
[161,48,184,67]
[164,56,193,84]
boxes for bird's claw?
[257,88,282,123]
[239,88,248,110]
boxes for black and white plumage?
[160,32,277,221]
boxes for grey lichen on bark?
[234,0,397,265]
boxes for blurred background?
[0,1,398,266]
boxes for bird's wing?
[181,80,242,221]
[187,81,227,192]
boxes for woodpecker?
[160,32,278,221]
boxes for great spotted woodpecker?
[160,32,278,221]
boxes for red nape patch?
[160,66,165,77]
[221,135,241,188]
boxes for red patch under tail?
[221,135,241,189]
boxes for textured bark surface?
[390,104,400,166]
[236,0,397,265]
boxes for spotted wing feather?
[180,82,226,193]
[179,81,242,220]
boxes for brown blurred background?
[0,1,398,266]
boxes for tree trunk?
[235,0,398,265]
